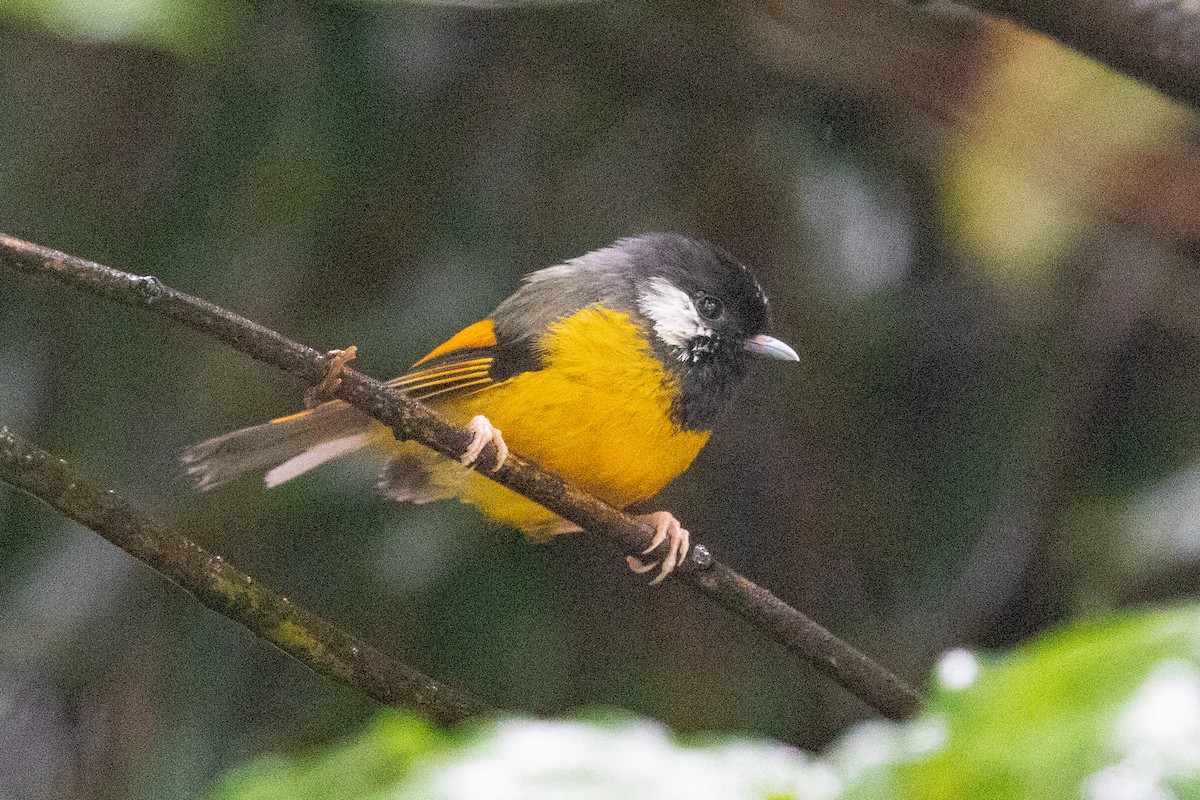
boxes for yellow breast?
[428,306,710,535]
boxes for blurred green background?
[4,0,1200,797]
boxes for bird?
[181,233,798,583]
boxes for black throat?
[656,335,749,432]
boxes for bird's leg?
[461,415,509,472]
[305,346,358,408]
[625,511,689,585]
[550,512,687,584]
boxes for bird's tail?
[182,400,372,491]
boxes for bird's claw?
[461,414,508,471]
[627,511,689,585]
[306,346,358,408]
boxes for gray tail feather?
[181,401,370,491]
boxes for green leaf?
[213,605,1200,800]
[843,604,1200,799]
[0,0,232,55]
[212,714,458,800]
[213,712,836,800]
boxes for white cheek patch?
[636,277,712,353]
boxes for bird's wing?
[388,319,539,402]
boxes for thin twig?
[0,231,921,721]
[750,0,1200,116]
[0,425,485,726]
[956,0,1200,112]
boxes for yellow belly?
[381,306,709,535]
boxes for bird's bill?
[744,334,799,361]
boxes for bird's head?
[622,234,798,429]
[493,233,798,430]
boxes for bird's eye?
[696,294,724,321]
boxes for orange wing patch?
[270,409,311,425]
[390,358,494,400]
[412,319,497,367]
[389,320,499,402]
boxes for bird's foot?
[305,346,358,408]
[625,511,689,585]
[462,414,508,471]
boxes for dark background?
[4,1,1200,797]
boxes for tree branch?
[0,425,485,726]
[957,0,1200,112]
[0,231,921,722]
